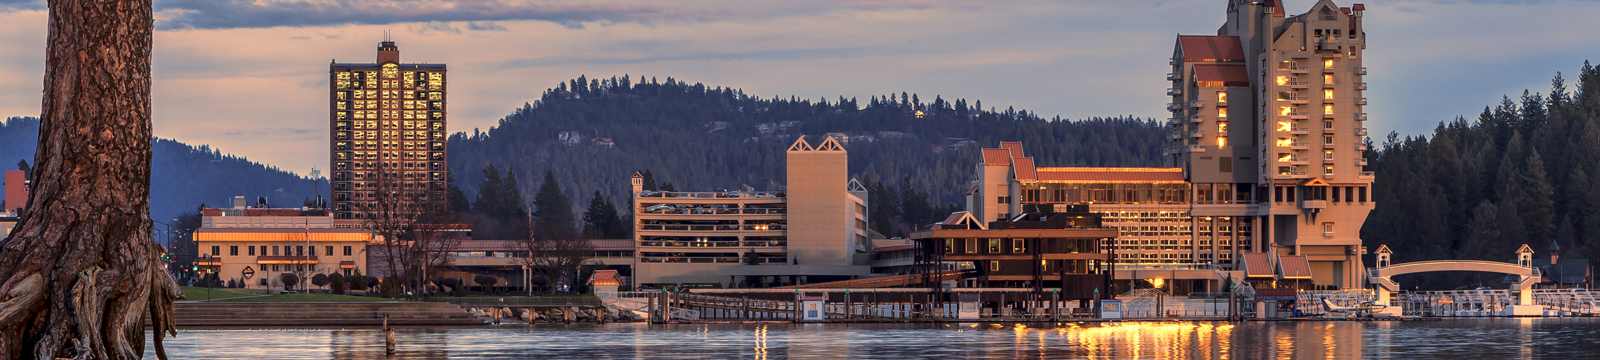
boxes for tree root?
[0,272,45,326]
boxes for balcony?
[1190,101,1205,108]
[1323,82,1336,89]
[1289,81,1309,89]
[1356,113,1368,121]
[1289,158,1310,165]
[1287,66,1309,74]
[1190,115,1204,123]
[1323,97,1336,104]
[1167,103,1181,111]
[1357,98,1368,105]
[1289,112,1310,120]
[1357,143,1370,151]
[1190,131,1204,138]
[1170,58,1178,66]
[1290,142,1310,150]
[1168,133,1182,140]
[1300,200,1327,209]
[1356,158,1368,166]
[1167,88,1183,96]
[1188,145,1207,153]
[1359,171,1376,180]
[1324,142,1337,149]
[1358,67,1368,75]
[1289,171,1311,178]
[1356,128,1368,136]
[1217,100,1228,107]
[1290,127,1310,135]
[1165,117,1180,126]
[1284,96,1309,105]
[1323,127,1337,134]
[1357,82,1367,90]
[1168,73,1183,81]
[1323,66,1336,73]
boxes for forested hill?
[1364,62,1600,289]
[446,75,1167,235]
[0,117,324,225]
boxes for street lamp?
[199,253,215,301]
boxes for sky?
[0,0,1597,177]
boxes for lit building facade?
[329,40,448,223]
[194,198,372,290]
[1160,0,1372,289]
[630,136,871,287]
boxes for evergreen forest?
[1364,62,1600,289]
[445,75,1167,238]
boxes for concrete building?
[1161,0,1374,289]
[630,136,870,287]
[329,39,448,223]
[194,198,372,291]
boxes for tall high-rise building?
[1165,0,1373,288]
[328,40,448,222]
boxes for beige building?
[630,136,870,287]
[1162,0,1373,289]
[329,39,448,224]
[195,199,373,290]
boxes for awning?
[340,261,356,269]
[1255,289,1297,301]
[587,270,620,286]
[1278,255,1313,279]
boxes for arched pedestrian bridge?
[1367,245,1543,316]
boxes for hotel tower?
[328,40,448,222]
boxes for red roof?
[587,270,620,286]
[1242,253,1274,278]
[1033,167,1185,183]
[1279,255,1314,279]
[1013,157,1037,182]
[1193,64,1250,87]
[1178,36,1245,62]
[999,141,1024,158]
[981,148,1013,166]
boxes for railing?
[1357,98,1368,105]
[1281,96,1309,103]
[1290,142,1310,149]
[1532,289,1600,315]
[1359,171,1375,178]
[1190,131,1204,138]
[1167,103,1181,111]
[637,240,743,247]
[1287,66,1309,73]
[1190,101,1205,108]
[427,296,602,307]
[1290,127,1309,134]
[1356,82,1367,90]
[1167,88,1182,96]
[637,191,784,199]
[1356,113,1368,121]
[1288,81,1309,88]
[1187,145,1206,152]
[1356,128,1368,136]
[639,257,785,263]
[1167,73,1182,81]
[1288,112,1310,118]
[1358,67,1368,75]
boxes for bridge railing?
[427,296,602,307]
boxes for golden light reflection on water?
[753,325,767,360]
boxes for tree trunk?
[0,0,179,359]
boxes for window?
[1324,89,1335,100]
[988,239,1001,253]
[1324,150,1335,160]
[1013,239,1026,253]
[945,239,954,254]
[1217,137,1228,148]
[1324,58,1335,69]
[326,246,334,256]
[1278,166,1292,176]
[228,246,238,256]
[248,246,256,256]
[1279,106,1292,116]
[296,246,305,256]
[966,239,976,254]
[1218,122,1228,133]
[211,246,220,256]
[1279,153,1294,163]
[1277,121,1291,132]
[1359,187,1368,202]
[1220,156,1234,172]
[1324,104,1335,115]
[1278,60,1291,70]
[1325,165,1335,175]
[1217,91,1228,103]
[1324,74,1333,84]
[1323,223,1335,235]
[344,246,353,256]
[1276,76,1289,86]
[991,261,1000,272]
[1325,135,1335,144]
[1324,120,1334,129]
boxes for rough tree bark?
[0,0,181,359]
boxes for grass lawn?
[212,293,403,303]
[179,286,260,301]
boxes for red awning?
[1279,255,1314,279]
[1242,253,1273,278]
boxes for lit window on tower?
[1277,121,1292,132]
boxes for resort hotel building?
[630,136,871,287]
[328,39,448,224]
[194,197,374,290]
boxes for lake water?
[145,318,1600,359]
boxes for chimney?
[1550,242,1561,264]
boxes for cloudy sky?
[0,0,1596,176]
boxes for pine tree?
[1521,150,1556,244]
[533,170,577,240]
[581,191,619,239]
[446,172,471,213]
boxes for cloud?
[467,21,507,31]
[408,21,461,35]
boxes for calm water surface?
[145,318,1600,359]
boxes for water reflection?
[146,318,1600,359]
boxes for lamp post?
[199,253,214,301]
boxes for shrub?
[311,273,330,291]
[280,273,300,291]
[349,269,368,291]
[329,273,346,295]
